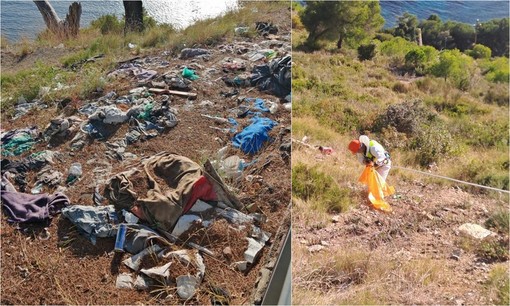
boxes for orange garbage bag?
[358,165,395,212]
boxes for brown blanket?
[105,152,204,231]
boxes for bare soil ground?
[1,8,291,304]
[292,147,509,305]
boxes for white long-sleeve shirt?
[357,140,388,166]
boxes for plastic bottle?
[66,162,82,185]
[114,223,127,252]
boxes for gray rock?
[458,223,495,240]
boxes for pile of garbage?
[1,20,291,303]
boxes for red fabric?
[183,176,217,213]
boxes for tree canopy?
[300,0,384,49]
[394,12,419,43]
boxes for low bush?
[485,264,510,305]
[468,44,492,59]
[91,14,123,35]
[485,209,510,234]
[373,99,432,135]
[358,43,377,61]
[292,163,351,213]
[484,83,509,106]
[410,120,455,167]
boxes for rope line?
[392,165,510,194]
[291,138,509,194]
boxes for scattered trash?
[255,22,278,36]
[234,27,250,35]
[66,162,82,185]
[1,127,38,156]
[250,55,291,98]
[61,205,118,244]
[180,48,210,59]
[176,275,200,300]
[232,117,277,155]
[318,146,334,155]
[182,67,199,81]
[244,237,264,263]
[123,244,163,270]
[1,190,69,223]
[116,273,134,289]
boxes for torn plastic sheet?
[123,244,163,270]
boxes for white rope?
[392,165,510,194]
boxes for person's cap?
[348,140,361,154]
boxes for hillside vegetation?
[291,2,509,305]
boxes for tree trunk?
[123,0,144,34]
[336,34,343,49]
[33,0,81,38]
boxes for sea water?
[1,0,238,42]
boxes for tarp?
[232,117,277,155]
[250,55,291,98]
[358,165,395,212]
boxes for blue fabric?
[252,98,270,112]
[232,117,277,155]
[228,118,238,133]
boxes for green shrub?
[476,236,509,262]
[411,120,455,166]
[430,49,475,90]
[485,209,510,234]
[373,99,432,135]
[486,264,510,305]
[405,45,438,75]
[292,163,351,213]
[480,57,509,83]
[378,37,417,66]
[292,14,304,29]
[468,44,492,59]
[91,14,123,35]
[374,32,394,42]
[484,84,509,106]
[358,43,376,61]
[391,82,410,93]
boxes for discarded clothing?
[124,224,165,254]
[182,67,199,81]
[1,150,61,177]
[232,117,277,155]
[81,120,118,139]
[1,190,69,223]
[89,105,128,124]
[1,127,38,156]
[35,166,63,187]
[255,22,278,36]
[105,139,137,161]
[180,48,210,59]
[61,205,119,244]
[165,76,191,91]
[13,100,47,120]
[105,153,217,231]
[250,55,291,98]
[358,165,395,212]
